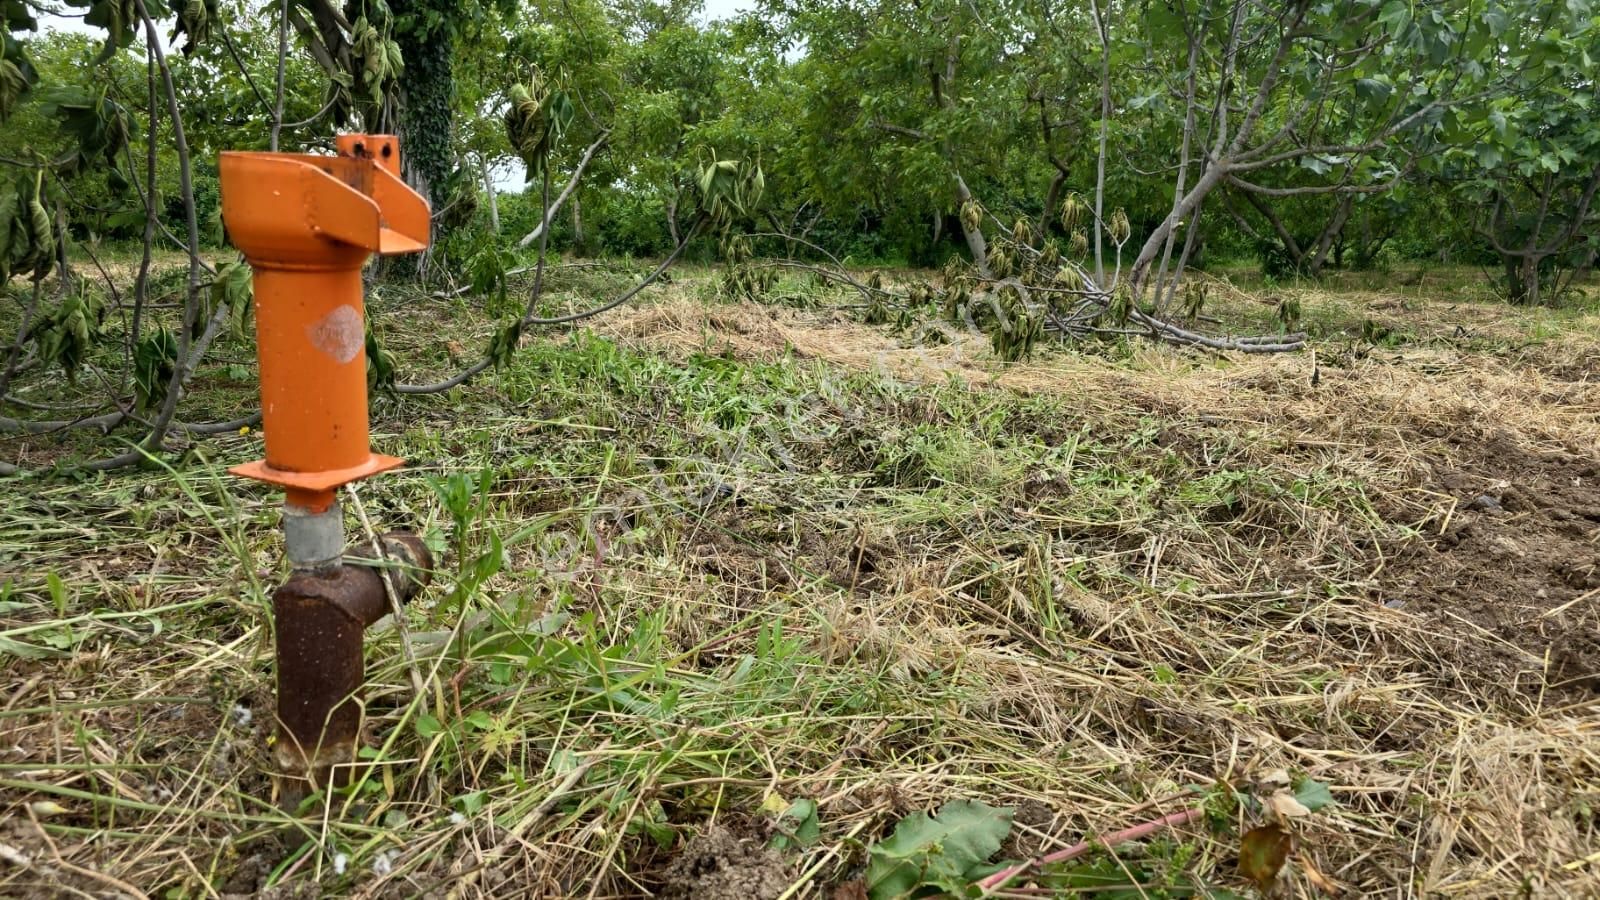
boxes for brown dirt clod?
[658,824,794,900]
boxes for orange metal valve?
[219,135,429,511]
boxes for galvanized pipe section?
[282,500,345,572]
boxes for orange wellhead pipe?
[218,135,433,808]
[220,134,427,507]
[254,267,370,495]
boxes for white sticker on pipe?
[306,304,364,364]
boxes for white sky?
[702,0,758,19]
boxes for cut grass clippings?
[0,264,1597,898]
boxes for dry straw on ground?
[1,276,1596,898]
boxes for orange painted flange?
[219,135,429,508]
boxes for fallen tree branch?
[1129,307,1306,352]
[0,411,130,436]
[515,130,611,249]
[395,228,699,394]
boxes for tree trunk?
[571,193,585,253]
[1130,164,1226,297]
[393,5,454,230]
[1242,190,1306,270]
[482,157,500,234]
[1306,195,1353,277]
[1039,170,1065,241]
[1503,253,1538,305]
[954,174,991,277]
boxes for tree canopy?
[1,0,1597,470]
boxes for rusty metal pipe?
[273,533,432,807]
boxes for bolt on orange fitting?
[219,134,429,513]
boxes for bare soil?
[656,823,793,900]
[1389,429,1600,704]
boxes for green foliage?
[462,232,516,314]
[0,169,54,284]
[425,465,498,611]
[0,9,39,122]
[165,0,219,56]
[862,292,894,325]
[132,326,177,411]
[1293,776,1334,813]
[487,318,522,369]
[695,152,764,229]
[1258,240,1299,279]
[72,0,138,63]
[1276,296,1302,333]
[767,797,820,852]
[989,287,1044,362]
[1106,284,1133,328]
[505,67,574,179]
[211,258,252,340]
[29,285,104,382]
[349,10,405,108]
[391,0,477,222]
[365,320,398,394]
[864,799,1013,899]
[716,234,775,301]
[718,263,775,302]
[1181,281,1207,319]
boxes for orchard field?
[3,261,1598,896]
[3,0,1599,897]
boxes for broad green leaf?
[456,790,487,815]
[865,799,1013,900]
[0,635,67,659]
[770,797,821,851]
[1354,77,1392,103]
[45,571,65,614]
[1293,778,1335,813]
[1378,0,1412,35]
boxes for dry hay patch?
[612,302,1600,698]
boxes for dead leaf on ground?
[1240,824,1293,891]
[830,881,868,900]
[1266,790,1312,818]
